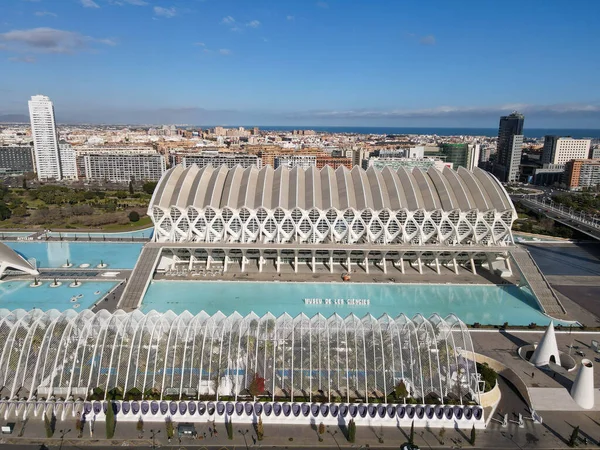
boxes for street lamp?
[58,429,71,450]
[239,429,250,450]
[327,426,341,450]
[150,428,161,450]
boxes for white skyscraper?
[28,95,61,180]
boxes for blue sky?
[0,0,599,127]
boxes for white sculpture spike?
[571,359,595,410]
[530,321,561,367]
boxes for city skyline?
[0,0,599,127]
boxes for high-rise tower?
[493,112,524,183]
[28,95,61,180]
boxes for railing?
[520,196,600,229]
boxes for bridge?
[515,196,600,241]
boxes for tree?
[44,411,55,438]
[22,177,27,190]
[137,417,144,434]
[128,211,140,222]
[347,419,356,443]
[395,380,409,401]
[409,420,415,445]
[470,424,476,446]
[256,415,264,441]
[438,426,446,444]
[128,180,134,195]
[0,203,11,221]
[249,373,266,397]
[569,426,579,447]
[318,422,325,435]
[165,416,174,439]
[106,400,116,439]
[143,181,158,195]
[226,415,233,440]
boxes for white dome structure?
[570,359,595,410]
[530,322,561,367]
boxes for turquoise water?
[141,281,563,326]
[49,227,153,239]
[0,280,118,311]
[5,241,144,269]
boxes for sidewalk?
[1,413,597,448]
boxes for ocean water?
[214,126,600,139]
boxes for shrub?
[347,419,356,443]
[470,425,476,446]
[409,420,414,444]
[439,427,446,444]
[128,211,140,222]
[137,417,144,432]
[476,362,498,392]
[528,322,537,329]
[318,422,325,435]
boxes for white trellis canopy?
[148,164,516,245]
[0,309,478,403]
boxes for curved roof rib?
[0,243,39,277]
[149,164,515,214]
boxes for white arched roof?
[149,164,514,213]
[0,242,39,277]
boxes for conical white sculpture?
[530,322,561,367]
[570,359,595,409]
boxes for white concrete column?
[435,257,440,275]
[347,257,351,272]
[206,255,211,270]
[329,256,334,273]
[276,255,281,273]
[223,255,228,273]
[241,256,246,272]
[381,258,387,274]
[294,256,298,273]
[399,258,405,274]
[364,257,369,274]
[470,258,477,275]
[259,256,264,273]
[188,254,194,271]
[417,257,423,274]
[453,258,459,275]
[312,256,316,273]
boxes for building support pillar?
[223,255,228,273]
[276,255,281,273]
[347,257,351,273]
[453,258,459,275]
[188,254,194,271]
[435,257,441,275]
[364,256,369,274]
[470,257,477,275]
[241,256,246,273]
[312,256,316,273]
[259,256,264,273]
[399,258,405,274]
[294,256,298,273]
[417,257,423,274]
[329,256,334,274]
[206,254,211,270]
[381,258,387,274]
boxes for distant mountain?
[0,114,29,123]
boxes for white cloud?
[219,48,231,55]
[0,28,115,54]
[420,35,436,45]
[35,11,57,17]
[220,16,235,25]
[286,15,295,21]
[316,1,328,8]
[8,56,36,63]
[246,20,261,28]
[80,0,100,8]
[153,6,176,18]
[194,42,205,47]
